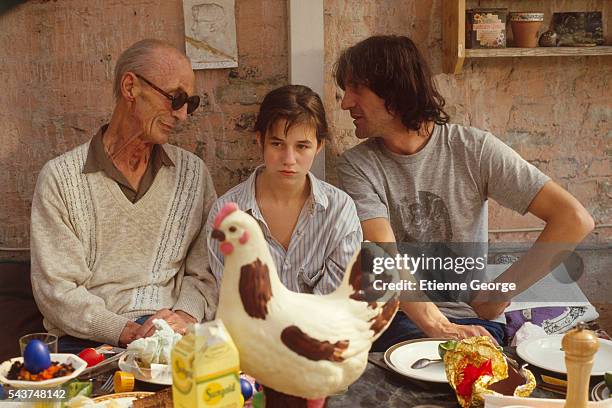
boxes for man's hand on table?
[119,320,142,347]
[135,309,197,338]
[424,319,499,345]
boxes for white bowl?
[0,353,87,389]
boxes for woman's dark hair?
[334,35,449,132]
[254,85,328,144]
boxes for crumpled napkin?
[127,319,182,365]
[510,322,548,347]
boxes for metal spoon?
[411,357,443,369]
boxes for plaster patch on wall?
[183,0,238,69]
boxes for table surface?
[88,350,598,407]
[327,352,560,408]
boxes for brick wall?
[0,0,287,250]
[324,0,611,244]
[1,0,610,251]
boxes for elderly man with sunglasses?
[30,39,218,352]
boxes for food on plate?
[6,359,75,381]
[78,348,105,367]
[442,336,535,408]
[23,339,52,374]
[127,319,181,367]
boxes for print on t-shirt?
[394,191,453,242]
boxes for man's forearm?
[400,300,450,334]
[400,300,498,342]
[472,184,594,315]
[488,210,594,298]
[363,217,445,333]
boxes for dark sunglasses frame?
[134,73,200,114]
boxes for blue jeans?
[371,312,506,352]
[58,315,152,354]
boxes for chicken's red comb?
[214,202,239,228]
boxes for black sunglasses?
[134,73,200,114]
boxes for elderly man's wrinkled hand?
[119,320,142,347]
[136,309,195,338]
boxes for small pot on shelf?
[510,12,544,48]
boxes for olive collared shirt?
[82,125,174,203]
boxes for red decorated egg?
[78,348,105,367]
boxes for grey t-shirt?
[337,123,550,318]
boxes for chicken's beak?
[211,229,226,241]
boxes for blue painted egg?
[240,377,253,400]
[23,339,51,374]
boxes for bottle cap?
[113,370,135,393]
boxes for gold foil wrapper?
[514,367,536,398]
[443,336,536,407]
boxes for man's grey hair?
[113,39,184,99]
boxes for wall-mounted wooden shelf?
[466,46,612,58]
[442,0,612,73]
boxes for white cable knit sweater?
[30,141,218,345]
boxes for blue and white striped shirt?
[206,166,362,295]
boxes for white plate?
[517,335,612,375]
[383,338,448,383]
[0,353,87,389]
[93,391,154,404]
[117,354,171,385]
[591,381,611,401]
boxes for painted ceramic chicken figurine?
[211,202,399,402]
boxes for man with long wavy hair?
[334,35,593,351]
